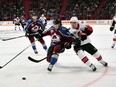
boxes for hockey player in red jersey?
[24,13,47,54]
[40,19,97,71]
[69,16,108,67]
[109,14,116,48]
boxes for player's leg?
[74,46,97,71]
[15,24,17,30]
[46,46,54,62]
[111,31,116,48]
[81,43,108,67]
[35,35,47,51]
[28,37,38,54]
[47,45,64,71]
[18,24,21,30]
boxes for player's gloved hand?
[64,42,72,49]
[81,32,87,41]
[25,32,30,37]
[110,26,114,31]
[74,38,81,48]
[35,33,44,39]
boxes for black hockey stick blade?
[0,66,3,69]
[28,56,46,63]
[2,35,25,41]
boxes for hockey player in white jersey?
[109,14,116,48]
[69,16,108,67]
[39,14,47,29]
[13,17,21,30]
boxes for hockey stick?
[28,56,46,63]
[2,35,25,41]
[28,42,71,63]
[2,32,41,41]
[0,40,37,69]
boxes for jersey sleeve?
[43,26,54,36]
[24,19,32,32]
[37,19,45,30]
[59,27,76,42]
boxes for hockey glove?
[64,42,72,49]
[25,32,30,37]
[110,26,114,31]
[74,38,81,48]
[81,32,87,41]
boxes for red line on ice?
[81,67,108,87]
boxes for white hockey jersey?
[39,16,47,24]
[13,17,20,24]
[113,15,116,22]
[69,22,91,45]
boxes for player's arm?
[79,25,93,41]
[45,18,47,25]
[24,19,32,32]
[59,28,76,42]
[82,25,93,35]
[110,20,115,31]
[38,19,45,31]
[59,28,81,49]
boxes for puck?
[22,77,26,80]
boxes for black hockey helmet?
[53,18,62,25]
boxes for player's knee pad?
[92,51,100,58]
[76,50,86,59]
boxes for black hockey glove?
[74,38,81,48]
[110,26,114,31]
[64,42,72,49]
[81,33,87,41]
[84,27,93,35]
[25,32,30,37]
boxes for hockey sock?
[50,54,59,65]
[76,50,92,66]
[92,51,108,66]
[93,51,103,61]
[32,43,37,51]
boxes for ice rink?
[0,24,115,87]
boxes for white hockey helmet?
[70,16,78,23]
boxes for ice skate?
[47,64,54,71]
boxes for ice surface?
[0,25,115,87]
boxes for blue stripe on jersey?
[37,19,45,30]
[24,19,33,32]
[59,26,73,37]
[43,25,55,34]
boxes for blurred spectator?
[0,0,115,21]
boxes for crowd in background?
[0,0,24,21]
[0,0,115,21]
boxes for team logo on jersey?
[32,25,39,32]
[51,33,61,43]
